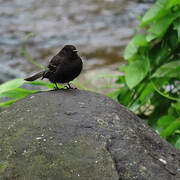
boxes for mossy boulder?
[0,90,179,180]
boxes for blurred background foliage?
[109,0,180,149]
[0,0,179,149]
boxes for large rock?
[0,90,179,180]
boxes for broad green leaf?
[141,0,169,26]
[146,33,157,42]
[125,58,149,89]
[0,88,39,98]
[139,82,154,101]
[124,41,137,60]
[117,86,132,106]
[0,79,25,94]
[161,118,180,138]
[25,81,56,89]
[157,115,176,128]
[124,34,147,60]
[152,60,180,78]
[147,12,174,39]
[169,1,180,8]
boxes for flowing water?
[0,0,153,92]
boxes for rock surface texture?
[0,90,180,180]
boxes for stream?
[0,0,153,93]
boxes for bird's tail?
[24,71,45,81]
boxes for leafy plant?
[0,79,55,107]
[109,0,180,149]
[0,34,57,108]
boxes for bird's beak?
[73,49,78,52]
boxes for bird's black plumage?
[24,45,83,89]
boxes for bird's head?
[59,45,78,57]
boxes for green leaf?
[173,17,180,42]
[168,27,179,50]
[124,34,148,60]
[160,118,180,138]
[152,60,180,78]
[108,90,121,100]
[172,102,180,111]
[25,81,56,89]
[157,115,176,128]
[139,82,154,102]
[166,133,180,148]
[168,102,180,117]
[169,1,180,8]
[149,42,169,67]
[115,76,125,84]
[146,33,157,42]
[141,0,169,26]
[0,88,39,98]
[0,79,25,94]
[125,58,149,89]
[0,99,18,107]
[117,86,132,106]
[147,12,174,39]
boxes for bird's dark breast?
[48,58,82,83]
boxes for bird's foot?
[64,85,74,89]
[64,83,76,89]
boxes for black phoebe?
[24,45,83,89]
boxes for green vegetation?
[0,79,54,107]
[0,34,55,107]
[109,0,180,149]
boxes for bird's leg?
[64,83,73,89]
[67,83,72,89]
[54,82,59,90]
[65,83,77,89]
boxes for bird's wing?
[48,55,64,71]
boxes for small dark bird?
[24,45,83,89]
